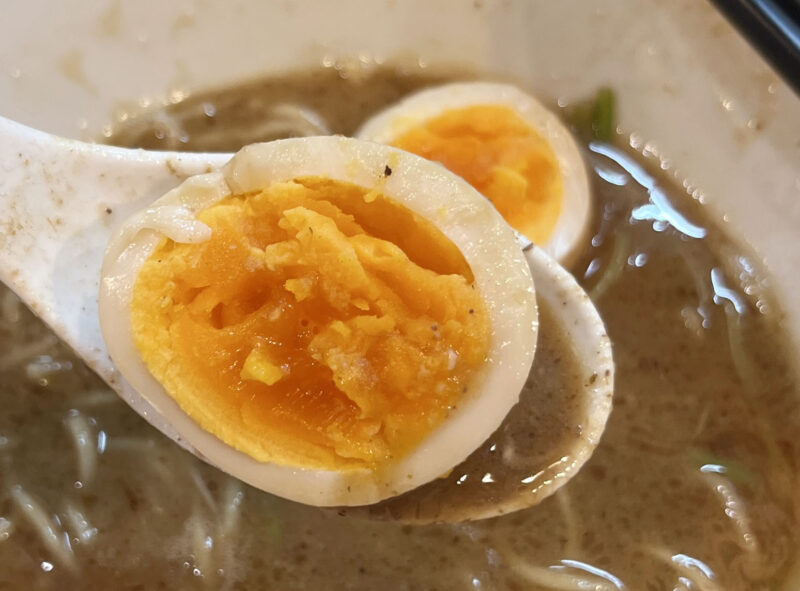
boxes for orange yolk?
[392,104,563,244]
[130,178,490,471]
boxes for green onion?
[591,88,615,142]
[563,87,617,143]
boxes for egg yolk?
[392,104,563,244]
[130,177,490,471]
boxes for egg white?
[357,82,592,268]
[98,136,538,507]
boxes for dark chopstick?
[710,0,800,96]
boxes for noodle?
[219,478,245,539]
[189,467,218,515]
[187,514,215,582]
[0,516,13,543]
[700,473,758,555]
[71,389,120,408]
[647,547,720,591]
[62,504,97,545]
[0,434,15,451]
[259,104,331,136]
[0,290,21,323]
[0,335,58,371]
[556,489,581,559]
[588,231,630,301]
[559,560,625,589]
[722,303,797,508]
[9,486,78,572]
[64,410,97,486]
[26,355,73,383]
[507,557,618,591]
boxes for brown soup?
[1,63,798,590]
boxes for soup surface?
[1,64,799,590]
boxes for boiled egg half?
[98,137,538,507]
[357,82,592,267]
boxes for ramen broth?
[1,64,798,590]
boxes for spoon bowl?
[0,116,613,521]
[341,244,614,522]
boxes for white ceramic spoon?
[0,115,613,521]
[0,115,228,447]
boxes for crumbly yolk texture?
[392,105,563,244]
[130,177,490,471]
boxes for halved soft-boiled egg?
[357,82,592,267]
[99,136,538,507]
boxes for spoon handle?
[0,116,230,380]
[710,0,800,96]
